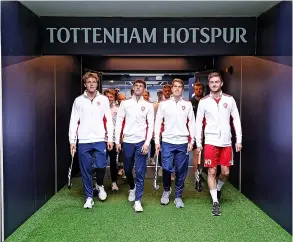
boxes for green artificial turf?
[6,176,292,242]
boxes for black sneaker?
[212,202,221,216]
[217,190,222,201]
[199,174,205,182]
[195,181,203,192]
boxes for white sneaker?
[161,188,172,205]
[97,185,107,201]
[111,182,119,191]
[84,197,94,209]
[128,186,136,202]
[133,201,143,212]
[174,198,184,208]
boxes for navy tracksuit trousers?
[122,141,147,201]
[161,141,189,198]
[78,142,107,199]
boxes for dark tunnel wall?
[55,56,82,190]
[1,1,82,238]
[214,2,292,234]
[215,56,292,234]
[1,1,41,66]
[256,0,292,66]
[2,56,81,239]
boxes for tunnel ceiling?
[20,1,280,17]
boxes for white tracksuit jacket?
[154,96,196,145]
[68,91,113,144]
[115,96,154,146]
[195,92,242,147]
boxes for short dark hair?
[133,79,147,88]
[194,82,204,89]
[163,84,172,90]
[208,72,223,82]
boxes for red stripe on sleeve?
[145,119,149,140]
[103,115,108,139]
[160,118,165,135]
[186,118,191,143]
[75,119,80,137]
[120,118,126,143]
[230,115,237,142]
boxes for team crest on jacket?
[97,101,100,106]
[223,103,227,108]
[182,106,185,110]
[141,106,145,111]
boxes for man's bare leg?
[217,166,230,201]
[208,167,221,216]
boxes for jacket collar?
[209,91,222,99]
[170,95,183,102]
[83,90,100,98]
[132,95,144,102]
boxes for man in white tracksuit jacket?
[115,79,154,213]
[69,72,114,209]
[195,72,242,216]
[155,78,196,208]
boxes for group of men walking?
[69,71,242,216]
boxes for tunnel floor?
[6,176,291,242]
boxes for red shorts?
[203,144,233,168]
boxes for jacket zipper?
[217,101,221,138]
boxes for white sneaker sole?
[174,200,184,208]
[135,209,143,212]
[84,201,94,209]
[99,194,107,201]
[161,200,169,205]
[212,212,221,216]
[133,206,143,212]
[161,188,172,205]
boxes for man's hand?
[141,144,149,155]
[107,142,114,151]
[70,144,76,157]
[235,143,242,152]
[116,143,122,153]
[196,146,203,154]
[155,144,161,156]
[187,143,193,152]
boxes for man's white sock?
[217,180,224,191]
[210,189,218,203]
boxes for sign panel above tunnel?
[40,17,257,56]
